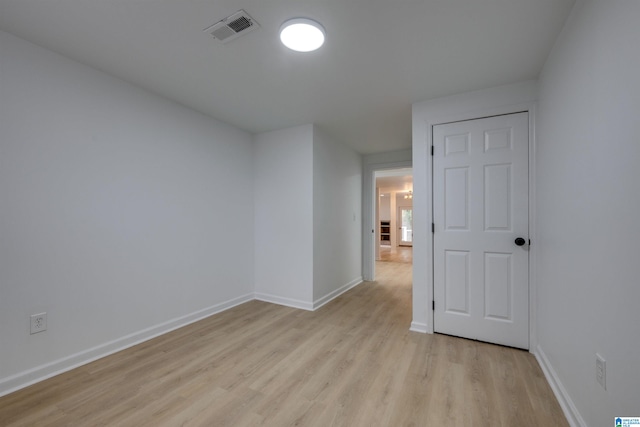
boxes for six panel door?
[433,112,529,349]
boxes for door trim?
[410,81,538,351]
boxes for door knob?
[514,237,526,246]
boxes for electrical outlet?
[30,312,47,334]
[596,353,606,390]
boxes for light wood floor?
[0,261,567,426]
[379,245,413,263]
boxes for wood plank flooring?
[379,245,413,263]
[0,261,567,426]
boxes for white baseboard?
[410,321,429,333]
[534,345,587,427]
[254,293,314,311]
[0,293,254,398]
[313,276,363,310]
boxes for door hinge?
[431,146,434,156]
[529,239,531,245]
[432,223,435,233]
[432,300,435,310]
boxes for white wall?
[254,125,362,309]
[312,127,362,304]
[536,1,640,425]
[0,30,255,394]
[253,125,314,308]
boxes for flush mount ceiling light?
[280,18,325,52]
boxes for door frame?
[363,160,412,282]
[410,81,538,352]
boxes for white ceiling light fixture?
[280,18,325,52]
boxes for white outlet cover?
[30,312,47,334]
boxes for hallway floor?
[378,245,412,263]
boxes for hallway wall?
[535,1,640,425]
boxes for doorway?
[373,168,414,275]
[397,206,413,247]
[362,156,412,282]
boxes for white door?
[433,112,529,349]
[397,206,413,246]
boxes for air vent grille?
[204,10,259,44]
[227,16,252,33]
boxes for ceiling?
[377,169,413,192]
[0,0,575,154]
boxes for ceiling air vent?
[204,10,259,44]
